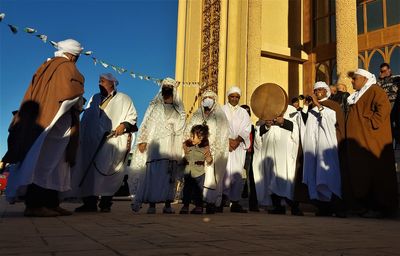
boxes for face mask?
[202,98,214,108]
[162,87,173,97]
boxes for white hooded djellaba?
[128,78,186,210]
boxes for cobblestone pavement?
[1,197,399,256]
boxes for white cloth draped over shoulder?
[69,92,137,197]
[221,104,251,200]
[128,82,186,209]
[6,97,81,203]
[297,101,341,201]
[185,91,229,206]
[252,105,300,206]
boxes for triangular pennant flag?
[130,72,135,78]
[24,27,37,33]
[36,34,47,43]
[92,57,97,66]
[84,51,93,56]
[8,24,18,34]
[145,76,150,80]
[0,13,5,22]
[99,60,109,68]
[49,41,58,48]
[119,68,127,73]
[139,75,143,80]
[111,65,118,72]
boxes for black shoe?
[333,210,347,218]
[249,207,260,212]
[230,203,248,213]
[315,209,333,217]
[361,210,384,219]
[206,203,216,214]
[291,208,304,216]
[190,206,203,214]
[75,204,97,212]
[267,206,286,215]
[100,207,111,213]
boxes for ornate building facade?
[175,0,400,119]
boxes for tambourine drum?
[250,83,288,120]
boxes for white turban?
[313,81,331,98]
[54,39,83,56]
[227,86,241,96]
[161,77,177,88]
[100,73,119,86]
[354,68,376,84]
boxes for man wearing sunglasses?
[377,63,400,147]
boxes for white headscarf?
[161,77,177,88]
[100,73,119,86]
[347,68,377,105]
[313,81,331,99]
[202,89,218,111]
[227,86,241,97]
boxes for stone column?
[174,0,187,97]
[247,0,261,111]
[335,0,358,91]
[225,0,241,92]
[217,0,228,105]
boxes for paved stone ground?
[1,197,400,256]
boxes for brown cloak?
[3,57,84,164]
[345,84,398,211]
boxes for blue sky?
[0,0,178,157]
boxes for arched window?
[331,62,337,85]
[368,50,385,77]
[389,46,400,74]
[316,63,330,84]
[358,55,365,69]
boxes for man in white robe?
[252,105,303,215]
[298,81,343,217]
[129,78,185,214]
[221,86,251,213]
[4,39,84,217]
[72,73,137,213]
[185,90,229,214]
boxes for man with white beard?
[185,90,229,214]
[252,105,303,215]
[221,86,251,213]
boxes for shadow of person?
[344,138,398,218]
[2,100,44,164]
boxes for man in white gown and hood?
[185,90,229,214]
[252,105,303,215]
[72,73,137,213]
[221,86,251,213]
[298,81,344,217]
[129,78,186,214]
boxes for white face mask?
[202,98,214,108]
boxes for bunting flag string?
[0,12,204,89]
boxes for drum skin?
[250,83,288,120]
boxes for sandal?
[190,206,203,214]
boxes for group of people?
[1,38,399,219]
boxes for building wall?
[176,0,307,122]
